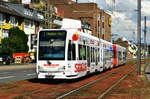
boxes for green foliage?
[0,27,28,56]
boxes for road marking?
[27,73,36,76]
[0,72,10,74]
[0,76,15,80]
[23,70,28,72]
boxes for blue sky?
[78,0,150,44]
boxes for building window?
[2,29,9,38]
[31,34,37,50]
[25,20,34,28]
[25,21,30,27]
[97,14,100,34]
[10,16,16,26]
[102,16,105,34]
[0,13,4,25]
[37,13,44,19]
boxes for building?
[0,1,44,52]
[48,0,112,41]
[0,2,23,42]
[30,2,64,29]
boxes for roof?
[0,1,44,22]
[0,4,22,17]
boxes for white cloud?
[79,0,150,44]
[105,0,150,43]
[142,1,150,16]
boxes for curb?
[145,64,150,84]
[0,64,36,71]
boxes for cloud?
[111,0,150,43]
[104,0,150,43]
[78,0,150,44]
[111,12,137,41]
[142,1,150,16]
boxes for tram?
[36,28,126,79]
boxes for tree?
[0,27,28,56]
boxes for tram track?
[0,62,135,99]
[97,69,134,99]
[56,63,135,99]
[25,63,135,99]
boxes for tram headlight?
[60,66,65,70]
[38,66,44,70]
[63,66,65,69]
[68,65,71,68]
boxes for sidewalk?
[145,64,150,83]
[0,63,36,71]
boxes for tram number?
[45,73,54,78]
[45,75,54,78]
[74,63,87,72]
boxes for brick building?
[48,0,111,42]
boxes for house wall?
[0,1,44,52]
[48,0,111,41]
[0,12,23,43]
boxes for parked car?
[0,55,11,65]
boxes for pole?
[137,0,141,75]
[144,16,147,64]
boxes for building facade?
[48,0,112,42]
[0,1,44,52]
[30,1,64,29]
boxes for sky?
[78,0,150,44]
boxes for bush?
[0,27,28,56]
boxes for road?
[0,64,36,83]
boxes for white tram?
[36,28,126,79]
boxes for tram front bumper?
[37,72,78,79]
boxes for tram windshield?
[38,30,66,60]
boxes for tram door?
[67,40,76,76]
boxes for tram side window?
[94,48,96,62]
[87,46,90,60]
[83,45,86,60]
[68,40,76,60]
[97,48,100,62]
[109,49,113,58]
[123,52,126,60]
[79,44,86,60]
[90,47,92,62]
[118,51,122,60]
[91,47,94,62]
[95,48,98,64]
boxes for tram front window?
[38,30,66,60]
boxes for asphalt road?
[0,64,36,83]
